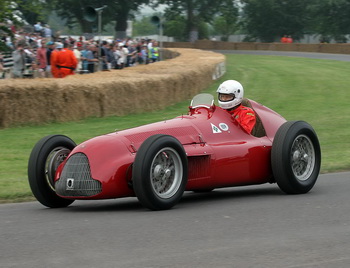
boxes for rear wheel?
[28,135,76,208]
[271,121,321,194]
[133,135,188,210]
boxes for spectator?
[112,45,121,69]
[126,41,137,67]
[85,44,98,73]
[147,39,153,50]
[149,41,159,63]
[51,42,77,78]
[100,40,111,70]
[43,24,52,41]
[46,41,55,77]
[286,35,293,43]
[0,53,4,78]
[109,44,117,69]
[36,39,48,78]
[106,43,115,70]
[73,42,83,73]
[80,44,89,72]
[280,35,288,43]
[116,43,128,69]
[138,45,148,64]
[0,53,3,71]
[12,43,26,78]
[34,22,42,33]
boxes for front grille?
[55,153,102,197]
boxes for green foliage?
[133,16,158,37]
[212,0,239,41]
[0,40,10,52]
[0,0,48,26]
[240,0,311,42]
[163,15,187,41]
[46,0,151,37]
[308,0,350,43]
[156,0,233,41]
[0,0,17,23]
[16,0,48,25]
[198,21,210,40]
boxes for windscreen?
[190,93,214,108]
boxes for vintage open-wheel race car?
[28,93,321,210]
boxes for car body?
[28,93,321,210]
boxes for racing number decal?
[211,123,222,133]
[219,123,229,131]
[211,123,229,133]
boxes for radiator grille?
[55,153,102,197]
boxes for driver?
[217,80,256,134]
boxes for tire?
[133,134,188,210]
[271,121,321,194]
[28,135,76,208]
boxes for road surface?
[1,172,350,268]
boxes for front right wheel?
[271,121,321,194]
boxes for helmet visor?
[218,93,235,102]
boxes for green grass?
[1,54,349,202]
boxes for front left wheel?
[28,135,76,208]
[133,134,188,210]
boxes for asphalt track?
[1,51,350,268]
[1,172,350,268]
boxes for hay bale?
[0,48,225,128]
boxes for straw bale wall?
[0,48,225,128]
[164,40,350,54]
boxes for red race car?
[28,94,321,210]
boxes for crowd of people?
[1,23,161,79]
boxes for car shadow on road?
[56,184,284,213]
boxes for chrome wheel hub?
[45,147,71,191]
[291,135,315,181]
[150,148,183,199]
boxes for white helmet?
[217,80,244,109]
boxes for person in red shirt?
[36,40,48,78]
[217,80,256,134]
[280,35,288,43]
[51,42,77,78]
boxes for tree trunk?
[114,6,130,39]
[78,18,94,34]
[186,2,198,42]
[189,30,199,42]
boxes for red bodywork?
[55,99,286,200]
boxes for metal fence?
[1,51,36,79]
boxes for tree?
[163,15,187,41]
[49,0,151,38]
[212,0,239,41]
[0,0,15,22]
[155,0,234,42]
[16,0,49,25]
[308,0,350,43]
[1,0,47,50]
[133,16,158,37]
[0,0,46,26]
[240,0,312,42]
[0,0,14,51]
